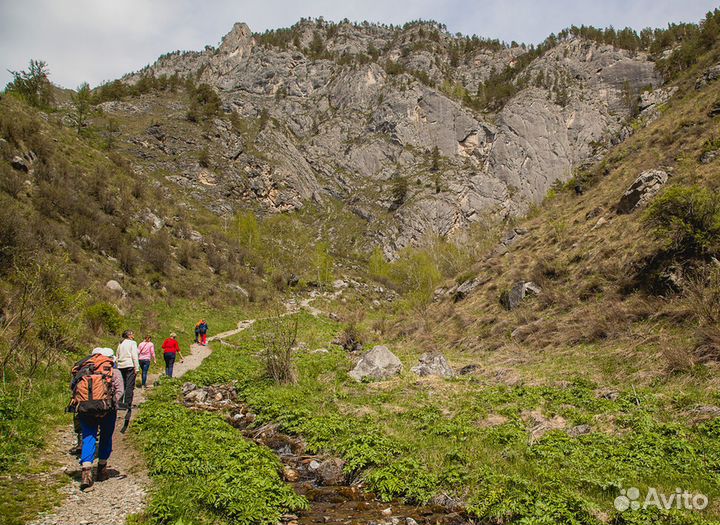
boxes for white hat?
[92,347,115,358]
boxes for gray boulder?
[616,169,668,214]
[348,345,403,381]
[105,279,125,296]
[501,281,542,310]
[411,352,454,378]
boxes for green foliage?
[644,185,720,258]
[135,389,307,524]
[4,59,53,109]
[656,9,720,79]
[232,211,261,252]
[313,241,334,285]
[390,175,408,209]
[187,83,221,123]
[68,82,93,134]
[84,302,123,336]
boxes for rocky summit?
[115,19,662,254]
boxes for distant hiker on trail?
[69,347,124,491]
[137,335,156,388]
[116,330,139,409]
[197,319,209,345]
[161,332,185,377]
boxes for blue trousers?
[79,411,117,466]
[164,353,176,377]
[139,359,151,386]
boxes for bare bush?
[258,311,298,384]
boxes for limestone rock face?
[617,169,669,214]
[120,21,665,254]
[349,345,403,381]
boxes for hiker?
[70,347,124,491]
[161,332,185,377]
[194,322,200,344]
[197,319,209,346]
[116,330,139,409]
[137,335,156,388]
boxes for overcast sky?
[0,0,716,89]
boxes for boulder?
[411,352,454,378]
[501,281,542,310]
[616,169,668,214]
[700,150,719,164]
[185,389,208,403]
[452,278,480,302]
[105,279,125,296]
[314,458,346,486]
[348,345,403,381]
[10,156,30,172]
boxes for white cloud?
[0,0,715,89]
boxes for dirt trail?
[30,342,217,525]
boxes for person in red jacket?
[161,333,185,377]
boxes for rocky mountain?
[113,19,665,254]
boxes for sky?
[0,0,717,89]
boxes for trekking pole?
[121,407,132,433]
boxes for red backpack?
[70,354,116,415]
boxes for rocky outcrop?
[411,353,454,378]
[501,281,542,310]
[117,22,664,254]
[696,63,720,89]
[616,169,669,214]
[349,345,403,381]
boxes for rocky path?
[30,343,216,525]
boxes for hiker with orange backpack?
[195,319,209,345]
[69,347,124,491]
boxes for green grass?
[146,311,720,525]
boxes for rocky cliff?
[114,19,665,254]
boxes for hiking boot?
[80,467,94,491]
[96,462,110,482]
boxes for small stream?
[183,383,469,525]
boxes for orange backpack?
[70,354,116,415]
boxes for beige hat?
[170,332,177,337]
[92,347,115,359]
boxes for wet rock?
[349,345,403,381]
[315,458,346,486]
[411,353,454,378]
[283,466,300,482]
[616,169,668,214]
[500,281,541,310]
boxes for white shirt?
[116,338,140,371]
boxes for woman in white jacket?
[115,330,139,409]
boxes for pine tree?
[69,83,92,134]
[5,59,53,108]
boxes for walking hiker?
[161,332,185,377]
[116,330,139,409]
[69,347,124,491]
[137,335,156,388]
[198,319,209,346]
[194,322,200,344]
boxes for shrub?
[644,185,720,258]
[144,231,173,275]
[85,302,122,336]
[258,312,298,384]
